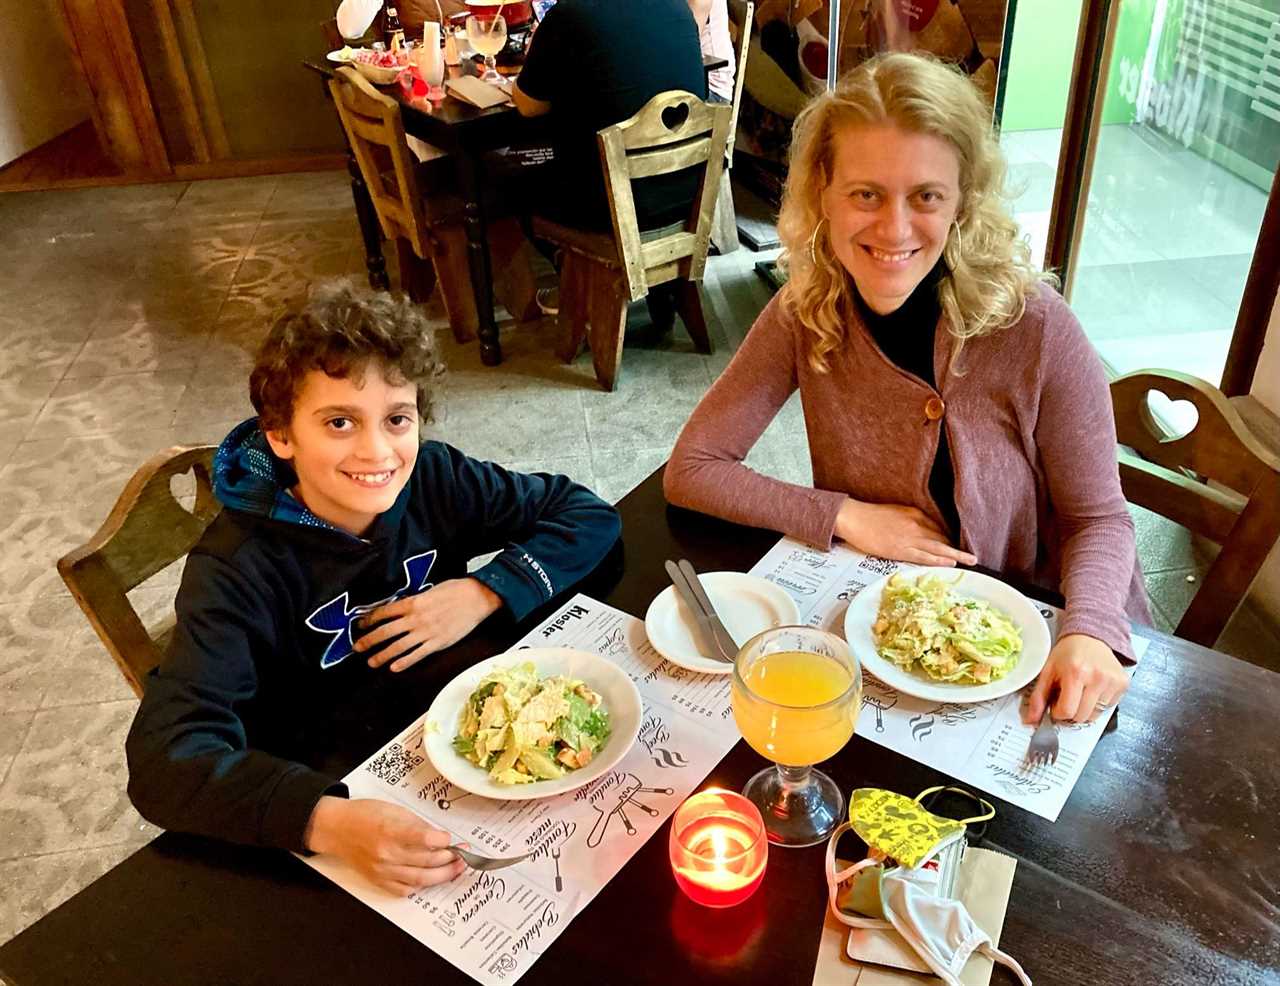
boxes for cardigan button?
[924,397,945,421]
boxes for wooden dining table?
[1,466,1277,986]
[304,53,731,367]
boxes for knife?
[677,559,740,661]
[663,560,733,663]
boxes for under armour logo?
[305,550,437,669]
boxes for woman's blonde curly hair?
[776,51,1055,374]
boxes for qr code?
[857,554,898,577]
[364,742,423,785]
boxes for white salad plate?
[422,646,641,801]
[326,48,357,63]
[842,568,1051,703]
[644,572,801,676]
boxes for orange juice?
[731,650,859,766]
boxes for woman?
[665,52,1150,725]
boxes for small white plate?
[843,568,1050,703]
[644,572,801,676]
[326,48,358,63]
[422,647,641,801]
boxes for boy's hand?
[304,796,465,896]
[1023,634,1129,724]
[356,578,503,672]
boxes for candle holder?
[669,789,767,908]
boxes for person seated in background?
[665,53,1150,727]
[689,0,736,105]
[126,281,621,896]
[511,0,707,233]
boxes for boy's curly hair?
[250,279,446,431]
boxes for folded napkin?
[813,847,1018,986]
[445,75,510,109]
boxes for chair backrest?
[57,446,221,697]
[596,90,732,301]
[725,1,754,163]
[328,67,434,260]
[1111,369,1280,647]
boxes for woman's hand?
[1024,633,1129,724]
[834,498,976,567]
[304,796,465,896]
[356,578,503,672]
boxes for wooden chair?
[710,0,754,254]
[57,446,221,697]
[1111,369,1280,648]
[533,91,732,390]
[328,67,537,342]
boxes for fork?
[445,845,534,871]
[1025,706,1059,767]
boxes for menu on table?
[748,536,1149,822]
[301,593,740,986]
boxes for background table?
[306,54,730,367]
[2,467,1276,986]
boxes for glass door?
[1023,0,1280,387]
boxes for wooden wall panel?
[56,0,171,175]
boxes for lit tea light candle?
[669,789,767,907]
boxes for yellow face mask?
[848,788,969,870]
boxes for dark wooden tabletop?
[2,466,1278,986]
[304,52,730,149]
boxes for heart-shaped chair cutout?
[661,101,691,132]
[1142,389,1199,443]
[169,468,200,515]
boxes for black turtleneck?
[851,260,962,542]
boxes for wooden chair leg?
[674,280,713,355]
[395,238,436,304]
[430,226,479,343]
[584,260,628,391]
[490,218,540,322]
[556,252,588,363]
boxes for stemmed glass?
[465,13,508,83]
[730,626,862,847]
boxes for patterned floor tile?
[26,368,194,442]
[61,317,211,379]
[590,446,672,505]
[0,315,92,383]
[264,169,355,219]
[0,842,142,943]
[0,700,154,859]
[0,597,86,714]
[0,427,183,517]
[0,512,97,604]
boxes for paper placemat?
[446,75,510,108]
[749,537,1149,821]
[301,593,739,986]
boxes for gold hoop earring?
[946,219,964,269]
[808,218,828,265]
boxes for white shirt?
[700,0,735,102]
[335,0,380,39]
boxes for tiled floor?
[1001,124,1269,390]
[0,170,1276,944]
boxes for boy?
[126,280,621,896]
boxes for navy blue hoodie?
[125,420,620,852]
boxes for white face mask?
[825,820,1033,986]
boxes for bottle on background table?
[385,4,405,51]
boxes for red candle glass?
[669,789,767,908]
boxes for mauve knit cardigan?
[665,282,1152,659]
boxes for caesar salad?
[871,573,1023,684]
[452,662,612,785]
